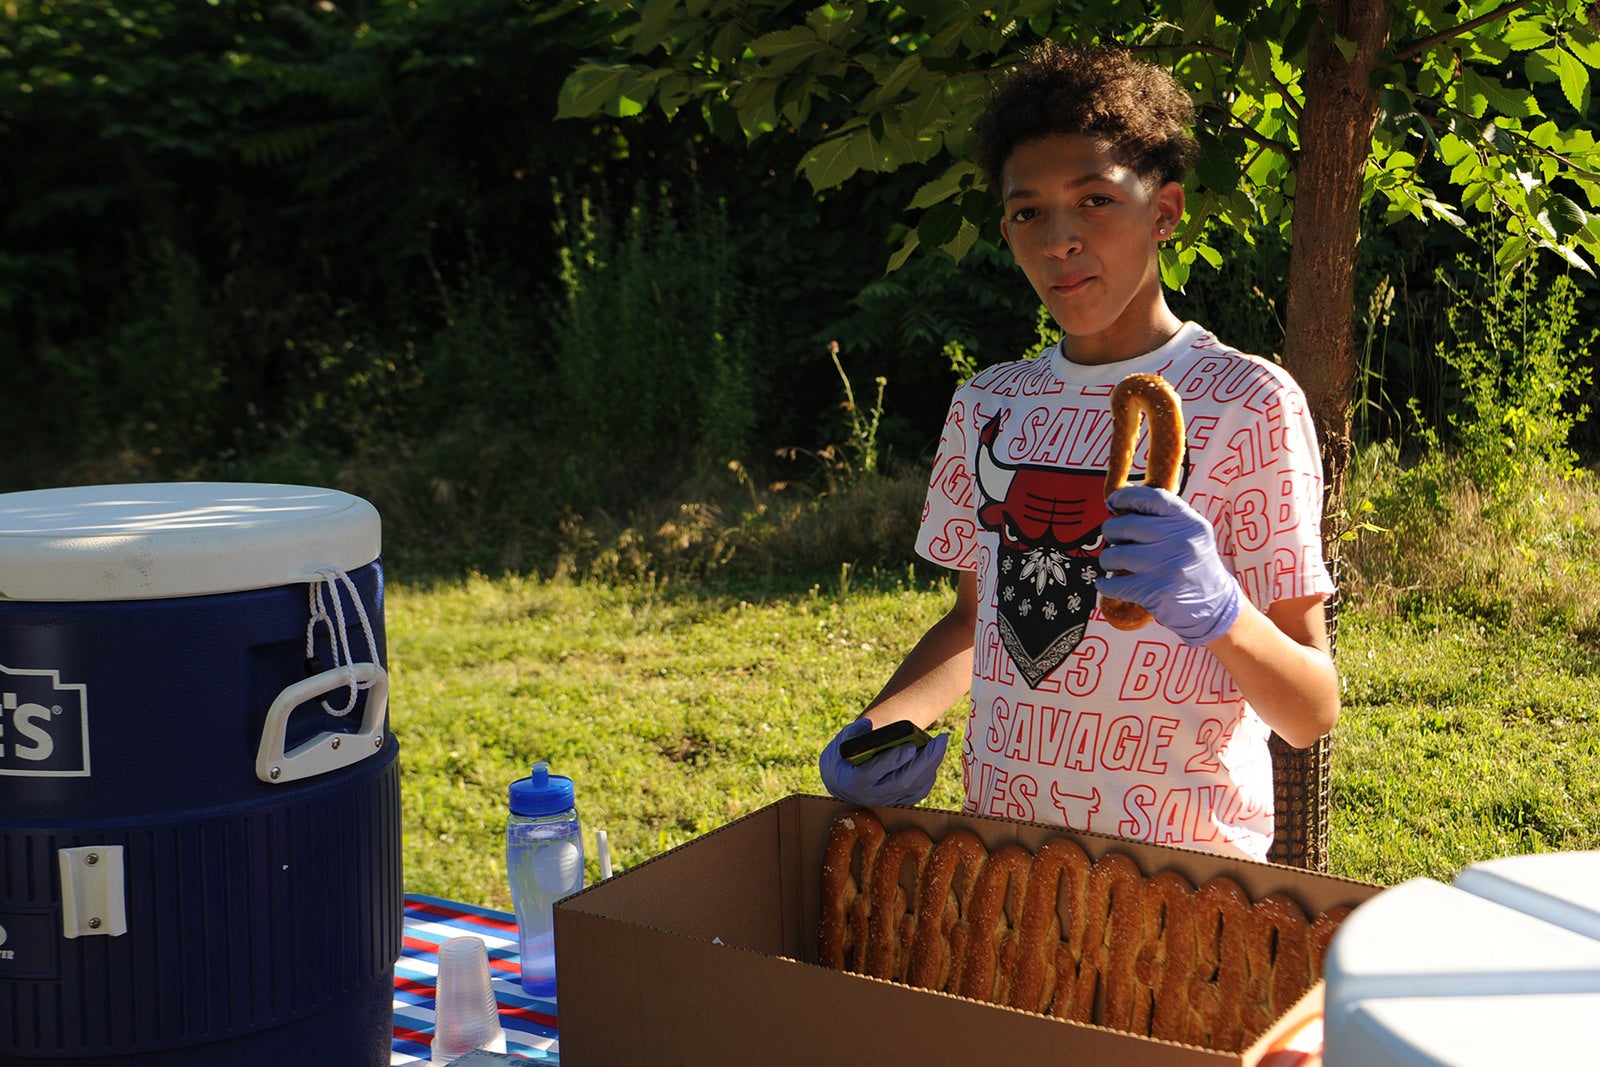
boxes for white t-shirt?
[915,321,1333,861]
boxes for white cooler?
[1323,851,1600,1065]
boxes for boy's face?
[999,134,1184,365]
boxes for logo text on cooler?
[0,664,90,776]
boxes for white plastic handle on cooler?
[255,662,389,785]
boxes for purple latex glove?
[1098,485,1242,647]
[818,719,950,807]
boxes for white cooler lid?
[0,482,382,601]
[1325,877,1600,999]
[1324,863,1600,1067]
[1453,850,1600,942]
[1335,993,1600,1067]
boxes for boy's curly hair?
[973,41,1198,191]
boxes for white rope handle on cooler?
[305,567,380,716]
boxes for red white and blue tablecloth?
[393,894,559,1064]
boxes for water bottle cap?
[509,761,576,816]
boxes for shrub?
[1340,241,1599,637]
[1432,243,1594,500]
[34,240,222,472]
[550,185,760,473]
[1342,441,1600,638]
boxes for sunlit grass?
[391,569,967,908]
[1330,610,1600,886]
[390,452,1600,907]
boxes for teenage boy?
[818,41,1338,862]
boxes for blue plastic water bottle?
[506,762,585,996]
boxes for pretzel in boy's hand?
[1099,373,1187,631]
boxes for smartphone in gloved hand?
[839,719,935,766]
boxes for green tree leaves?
[557,0,1600,280]
[557,63,652,118]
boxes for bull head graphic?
[974,412,1111,687]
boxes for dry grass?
[542,459,931,587]
[1339,443,1600,643]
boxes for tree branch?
[1394,0,1537,62]
[1233,122,1296,159]
[1432,100,1600,182]
[1194,92,1297,161]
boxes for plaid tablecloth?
[393,894,559,1064]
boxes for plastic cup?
[431,936,507,1064]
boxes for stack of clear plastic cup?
[430,936,507,1064]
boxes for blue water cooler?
[0,482,403,1065]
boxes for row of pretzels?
[817,808,1350,1053]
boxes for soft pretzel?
[1186,876,1253,1051]
[1007,836,1092,1014]
[955,843,1033,1003]
[864,826,935,981]
[817,809,887,972]
[1102,372,1186,631]
[906,829,988,992]
[1308,903,1351,979]
[1063,851,1146,1028]
[1241,893,1312,1041]
[1133,869,1199,1042]
[816,813,1354,1053]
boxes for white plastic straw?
[595,828,613,879]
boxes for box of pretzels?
[553,794,1380,1066]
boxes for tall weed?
[279,329,424,454]
[1432,247,1594,500]
[37,240,222,471]
[549,361,925,586]
[416,245,541,430]
[550,186,759,474]
[1341,240,1597,638]
[1342,441,1600,638]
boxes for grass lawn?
[390,569,969,908]
[389,567,1600,909]
[1331,609,1600,883]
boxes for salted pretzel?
[1006,836,1092,1014]
[1185,875,1253,1051]
[864,826,935,981]
[955,843,1033,1003]
[817,808,887,972]
[1241,893,1313,1040]
[1102,372,1187,631]
[816,811,1355,1054]
[1308,903,1352,978]
[1133,868,1200,1042]
[905,829,989,992]
[1063,851,1146,1027]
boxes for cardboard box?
[554,795,1378,1065]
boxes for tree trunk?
[1285,1,1391,534]
[1269,0,1391,871]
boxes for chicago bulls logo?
[974,413,1111,687]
